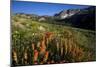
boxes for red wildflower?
[45,32,53,38]
[34,50,38,61]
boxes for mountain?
[54,9,80,19]
[54,6,96,30]
[13,6,96,30]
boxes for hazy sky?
[11,1,91,16]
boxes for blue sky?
[12,1,91,16]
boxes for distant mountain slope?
[54,6,96,30]
[12,6,96,30]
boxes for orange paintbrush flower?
[41,40,46,48]
[40,40,46,54]
[43,51,49,62]
[45,32,53,46]
[40,47,46,55]
[34,50,39,62]
[45,32,53,39]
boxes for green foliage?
[12,15,96,66]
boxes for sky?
[11,1,92,16]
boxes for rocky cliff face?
[54,9,80,19]
[54,6,95,20]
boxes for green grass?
[12,16,96,65]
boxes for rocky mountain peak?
[54,9,80,19]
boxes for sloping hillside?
[12,15,96,66]
[54,6,96,30]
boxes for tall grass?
[12,16,96,66]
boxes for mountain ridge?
[12,6,96,30]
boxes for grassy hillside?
[12,15,96,66]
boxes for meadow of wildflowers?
[11,15,96,66]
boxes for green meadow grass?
[12,16,96,65]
